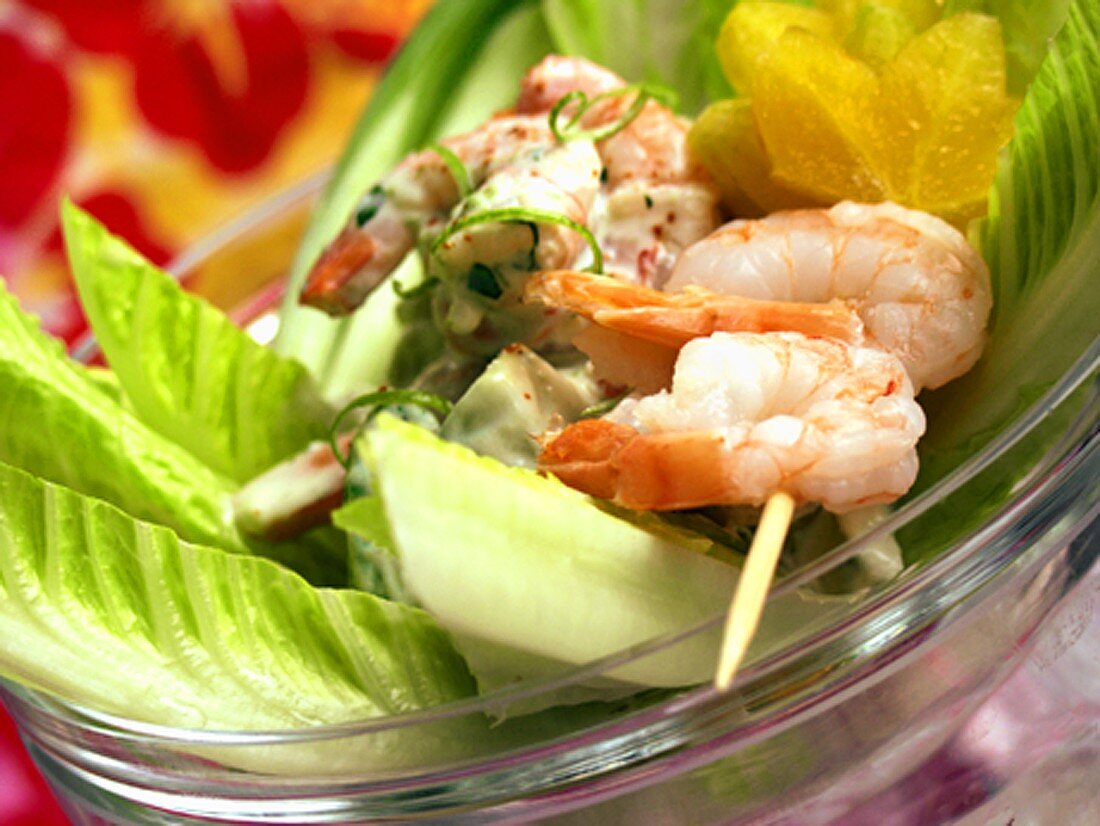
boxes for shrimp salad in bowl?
[0,0,1096,787]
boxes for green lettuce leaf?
[342,416,856,708]
[917,0,1098,482]
[0,284,347,584]
[0,282,243,553]
[0,459,475,738]
[63,202,334,484]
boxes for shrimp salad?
[226,54,995,698]
[277,56,988,524]
[228,54,995,694]
[7,8,1055,733]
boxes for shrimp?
[301,115,555,314]
[524,268,864,393]
[302,54,719,315]
[665,201,992,391]
[517,54,710,188]
[430,140,603,355]
[538,332,925,513]
[525,270,864,349]
[517,55,720,287]
[593,181,720,288]
[515,54,624,115]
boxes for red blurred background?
[0,1,430,820]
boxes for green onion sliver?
[330,390,454,468]
[431,207,603,274]
[549,84,678,144]
[548,90,589,140]
[429,142,473,199]
[355,184,385,227]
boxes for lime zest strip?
[549,83,678,144]
[428,142,474,199]
[431,207,604,274]
[329,390,454,469]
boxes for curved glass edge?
[7,416,1094,818]
[11,174,1099,746]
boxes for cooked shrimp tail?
[525,269,865,348]
[539,332,925,514]
[300,225,403,314]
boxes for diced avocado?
[440,345,600,468]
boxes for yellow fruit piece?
[689,99,826,216]
[753,28,885,204]
[696,8,1015,227]
[868,13,1019,223]
[716,2,835,95]
[843,4,918,69]
[819,0,941,42]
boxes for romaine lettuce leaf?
[917,0,1098,483]
[0,459,475,735]
[63,202,334,484]
[0,282,243,553]
[0,284,347,584]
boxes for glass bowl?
[2,176,1097,825]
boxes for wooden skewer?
[714,490,796,691]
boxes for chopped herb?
[644,194,654,209]
[393,277,440,300]
[329,389,454,468]
[525,221,540,270]
[467,263,503,299]
[355,184,385,226]
[579,389,631,419]
[599,167,609,184]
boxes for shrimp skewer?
[715,490,795,690]
[532,201,985,689]
[539,331,925,514]
[541,331,915,688]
